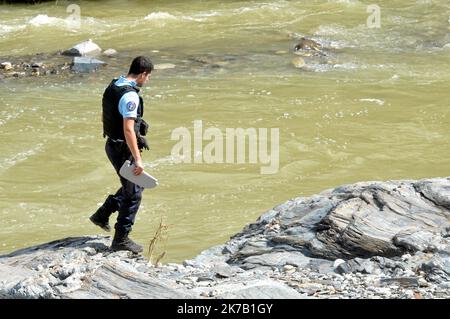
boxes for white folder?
[119,160,159,189]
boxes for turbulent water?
[0,0,449,263]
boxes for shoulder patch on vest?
[126,101,137,112]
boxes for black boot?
[111,229,143,254]
[89,207,112,232]
[89,195,118,232]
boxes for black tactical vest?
[102,78,144,140]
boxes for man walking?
[90,56,153,254]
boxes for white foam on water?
[233,7,254,14]
[143,11,219,23]
[144,12,178,20]
[0,23,26,36]
[0,109,25,127]
[231,1,289,15]
[327,0,359,4]
[27,14,84,30]
[193,11,221,18]
[295,60,359,73]
[22,14,114,35]
[142,1,289,24]
[28,14,64,26]
[314,24,348,36]
[359,98,385,105]
[0,143,44,171]
[145,154,185,170]
[332,63,359,70]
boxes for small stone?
[374,287,392,296]
[102,49,118,57]
[12,72,26,77]
[198,281,213,287]
[182,259,202,268]
[176,279,193,285]
[292,57,306,68]
[1,62,12,70]
[283,265,296,273]
[31,62,43,68]
[212,61,229,67]
[402,290,415,298]
[401,254,411,261]
[81,247,96,255]
[154,63,176,70]
[418,278,429,287]
[213,264,235,278]
[437,282,450,291]
[380,277,420,288]
[333,259,345,269]
[136,265,150,273]
[307,290,316,296]
[197,276,214,282]
[403,269,415,277]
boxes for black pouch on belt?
[140,119,149,136]
[134,118,149,137]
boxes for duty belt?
[107,137,125,143]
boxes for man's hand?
[134,158,144,176]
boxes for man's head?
[127,56,154,87]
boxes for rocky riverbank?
[0,40,112,79]
[1,177,449,299]
[0,37,342,82]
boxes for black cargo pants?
[102,138,144,233]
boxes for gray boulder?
[213,280,307,299]
[71,57,106,73]
[227,178,450,262]
[0,236,191,299]
[62,40,102,57]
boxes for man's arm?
[123,118,144,176]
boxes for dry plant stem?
[148,218,169,266]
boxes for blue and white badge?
[126,101,137,111]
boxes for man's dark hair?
[128,56,154,75]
